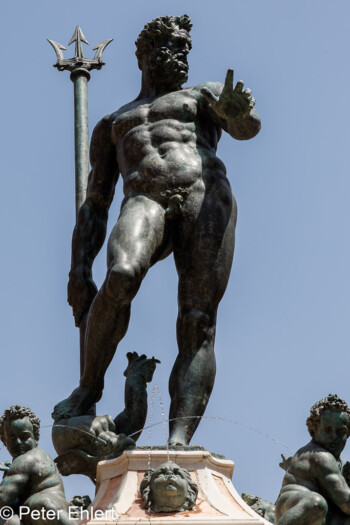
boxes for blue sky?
[1,0,350,504]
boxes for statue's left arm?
[199,69,261,140]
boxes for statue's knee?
[178,307,215,345]
[180,308,210,329]
[105,263,140,300]
[306,493,328,518]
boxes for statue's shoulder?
[94,102,134,130]
[294,441,322,458]
[92,114,114,137]
[298,441,339,471]
[92,109,127,141]
[109,98,144,121]
[10,449,39,472]
[192,81,223,98]
[31,446,55,464]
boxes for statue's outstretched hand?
[279,454,292,472]
[201,69,255,121]
[68,270,98,327]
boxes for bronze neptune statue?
[52,14,261,446]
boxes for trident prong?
[47,40,66,62]
[93,39,113,60]
[68,26,89,59]
[48,26,113,72]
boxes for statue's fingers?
[234,80,244,92]
[224,68,234,91]
[201,87,219,105]
[248,97,256,108]
[243,88,252,98]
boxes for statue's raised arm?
[200,69,261,140]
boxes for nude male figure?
[52,15,261,446]
[275,394,350,525]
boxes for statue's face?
[144,28,191,90]
[4,417,36,458]
[314,409,350,458]
[150,462,189,510]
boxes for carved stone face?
[4,417,36,458]
[150,462,189,511]
[140,461,198,512]
[314,409,350,459]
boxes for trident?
[48,27,113,382]
[48,26,112,215]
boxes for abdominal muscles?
[119,122,205,194]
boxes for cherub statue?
[52,352,159,482]
[275,394,350,525]
[0,405,74,525]
[140,461,198,513]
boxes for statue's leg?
[169,179,237,445]
[53,195,168,420]
[275,487,328,525]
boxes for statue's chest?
[148,91,198,124]
[112,91,198,141]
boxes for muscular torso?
[281,442,345,494]
[110,85,227,195]
[12,448,65,501]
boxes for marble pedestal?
[82,450,271,525]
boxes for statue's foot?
[168,428,188,447]
[52,387,98,422]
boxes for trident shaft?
[48,26,113,217]
[48,27,113,380]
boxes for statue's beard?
[149,47,188,89]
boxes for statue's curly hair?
[306,394,350,438]
[0,405,40,445]
[140,461,198,512]
[135,15,192,68]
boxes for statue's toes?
[52,399,74,421]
